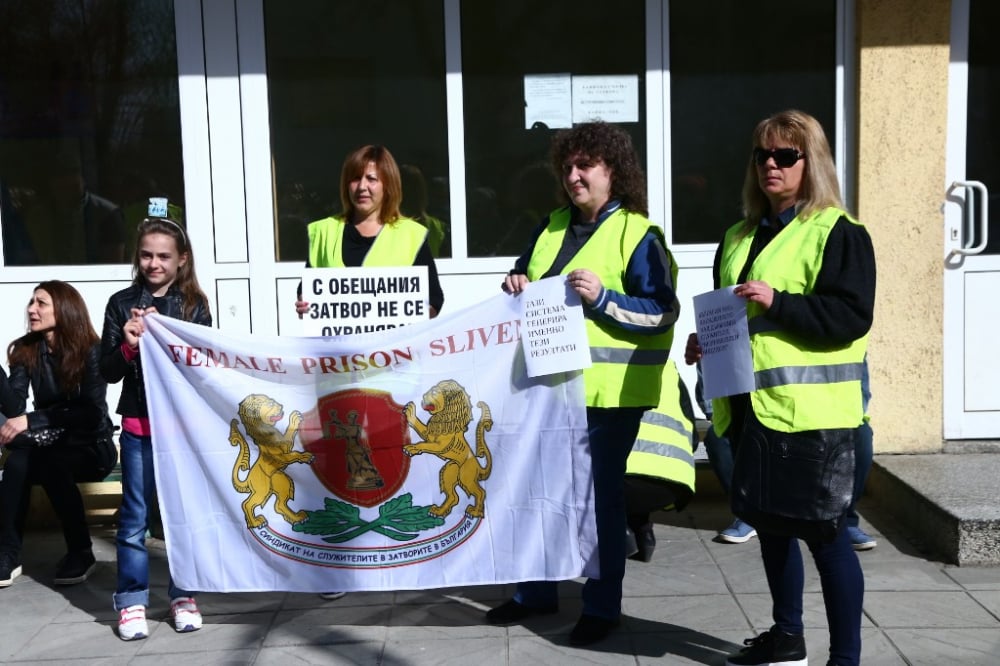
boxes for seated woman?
[0,280,116,588]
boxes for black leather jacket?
[100,283,212,417]
[0,366,19,419]
[5,340,113,442]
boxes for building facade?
[0,0,996,452]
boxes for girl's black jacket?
[100,283,212,418]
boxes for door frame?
[942,0,1000,439]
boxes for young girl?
[100,216,212,641]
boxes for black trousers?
[0,438,103,557]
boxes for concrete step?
[869,453,1000,566]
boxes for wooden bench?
[26,463,122,527]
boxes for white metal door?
[943,0,1000,439]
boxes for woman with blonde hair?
[686,109,875,666]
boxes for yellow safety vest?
[627,360,696,507]
[526,207,675,408]
[712,207,868,434]
[307,216,427,268]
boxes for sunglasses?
[752,147,805,168]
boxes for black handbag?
[730,413,856,543]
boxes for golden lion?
[403,380,493,518]
[230,394,314,529]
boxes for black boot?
[627,522,656,562]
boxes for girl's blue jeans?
[113,430,193,610]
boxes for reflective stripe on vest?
[627,361,696,495]
[590,347,671,366]
[631,440,695,468]
[756,361,866,390]
[525,207,674,408]
[307,216,427,268]
[711,207,868,434]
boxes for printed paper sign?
[524,73,572,129]
[520,276,591,378]
[301,266,429,336]
[571,75,639,124]
[693,287,755,399]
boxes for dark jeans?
[847,422,873,528]
[0,439,101,557]
[703,425,734,495]
[759,525,864,665]
[114,430,192,609]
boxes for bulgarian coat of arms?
[228,381,493,562]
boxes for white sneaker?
[319,591,347,601]
[170,596,203,633]
[118,605,149,641]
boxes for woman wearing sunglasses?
[685,109,875,666]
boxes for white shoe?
[170,596,203,633]
[319,591,347,601]
[118,605,149,641]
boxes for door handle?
[947,180,989,256]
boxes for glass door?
[943,0,1000,439]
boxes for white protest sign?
[301,266,429,336]
[693,287,755,399]
[520,276,591,378]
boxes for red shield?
[300,389,411,507]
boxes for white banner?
[140,292,595,592]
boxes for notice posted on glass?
[693,287,755,399]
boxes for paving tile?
[623,563,731,596]
[133,611,272,654]
[387,600,506,639]
[711,555,772,595]
[383,636,508,665]
[631,629,746,664]
[0,617,44,662]
[256,643,383,665]
[733,591,876,630]
[193,590,288,615]
[8,492,1000,665]
[885,628,1000,665]
[281,590,395,609]
[509,633,637,664]
[861,558,965,591]
[945,565,1000,590]
[855,627,909,665]
[129,648,259,665]
[967,589,1000,618]
[505,607,582,638]
[623,593,749,631]
[8,615,139,661]
[264,606,391,646]
[865,591,1000,628]
[2,657,133,666]
[394,583,511,604]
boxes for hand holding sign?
[519,276,591,378]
